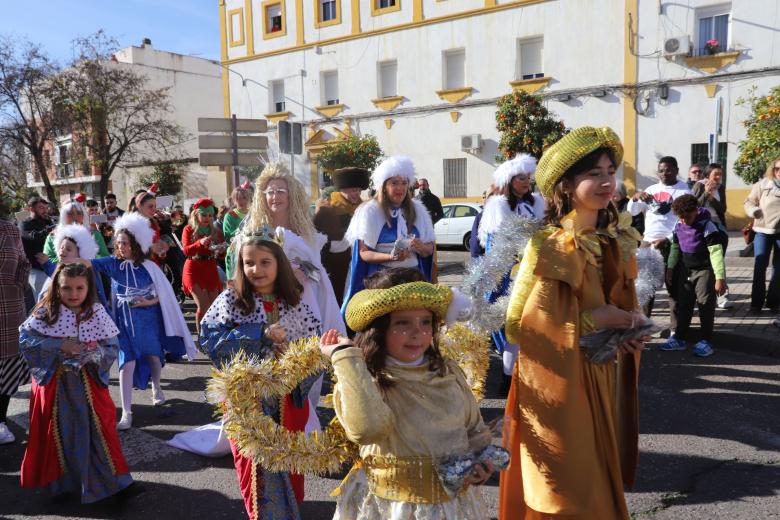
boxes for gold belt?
[348,454,462,504]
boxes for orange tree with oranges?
[495,90,567,161]
[734,85,780,184]
[316,134,383,174]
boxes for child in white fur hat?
[340,156,436,316]
[77,213,196,430]
[35,224,109,309]
[477,154,545,394]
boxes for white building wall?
[224,0,779,227]
[112,43,226,208]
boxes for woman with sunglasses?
[478,154,545,394]
[744,156,780,312]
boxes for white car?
[434,203,482,250]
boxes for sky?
[0,0,220,63]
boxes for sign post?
[197,115,268,189]
[278,121,303,177]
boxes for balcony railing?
[56,163,74,178]
[691,45,735,57]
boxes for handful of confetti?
[436,444,510,497]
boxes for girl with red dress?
[19,263,139,503]
[182,198,225,333]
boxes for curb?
[712,329,780,358]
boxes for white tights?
[118,356,164,414]
[502,343,519,376]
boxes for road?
[2,249,778,519]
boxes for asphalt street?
[2,249,778,520]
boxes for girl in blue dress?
[81,213,196,430]
[477,154,545,393]
[341,156,436,316]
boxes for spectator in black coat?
[415,178,444,224]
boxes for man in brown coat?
[313,167,370,305]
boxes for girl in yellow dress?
[320,269,497,520]
[499,127,649,520]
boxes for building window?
[443,158,467,198]
[691,142,727,173]
[262,1,286,39]
[696,4,730,55]
[378,60,398,98]
[228,8,245,47]
[270,80,285,113]
[321,0,336,21]
[315,0,341,27]
[322,70,339,105]
[443,49,465,90]
[372,0,400,16]
[53,143,73,178]
[518,37,544,80]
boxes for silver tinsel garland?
[634,246,665,308]
[460,214,543,334]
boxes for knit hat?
[493,154,537,189]
[332,167,370,190]
[113,212,154,254]
[535,126,623,197]
[371,156,415,189]
[53,224,99,260]
[344,282,471,332]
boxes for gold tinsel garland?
[439,323,490,402]
[208,327,490,476]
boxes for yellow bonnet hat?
[345,282,454,332]
[535,126,624,198]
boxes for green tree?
[734,85,780,185]
[495,90,567,161]
[139,163,182,196]
[316,134,383,177]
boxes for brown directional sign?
[197,117,267,133]
[199,152,263,167]
[198,135,268,150]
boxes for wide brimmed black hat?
[332,167,370,190]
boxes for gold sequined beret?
[345,282,453,332]
[535,126,624,198]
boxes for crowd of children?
[6,126,755,519]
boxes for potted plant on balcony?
[705,38,720,55]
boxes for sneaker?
[660,335,686,351]
[693,340,714,357]
[117,412,133,431]
[773,318,780,329]
[717,294,733,309]
[152,387,166,406]
[0,422,15,444]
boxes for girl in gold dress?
[320,269,496,520]
[499,127,649,520]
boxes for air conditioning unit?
[461,134,482,152]
[663,36,690,57]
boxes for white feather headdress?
[113,213,154,254]
[58,201,85,225]
[493,153,537,189]
[54,224,99,260]
[371,155,416,189]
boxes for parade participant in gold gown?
[499,127,648,520]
